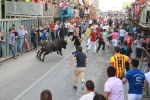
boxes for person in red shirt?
[50,22,55,41]
[96,24,102,33]
[127,32,133,48]
[96,30,105,52]
[87,27,97,54]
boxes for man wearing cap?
[87,27,97,54]
[133,34,146,60]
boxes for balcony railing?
[139,5,150,28]
[5,1,60,18]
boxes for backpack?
[123,46,128,56]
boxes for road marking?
[14,41,86,100]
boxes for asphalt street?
[0,39,149,100]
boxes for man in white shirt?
[64,20,70,37]
[79,80,95,100]
[104,66,125,100]
[133,34,145,60]
[102,24,109,32]
[119,27,126,45]
[143,62,150,98]
[54,21,59,40]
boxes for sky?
[99,0,134,11]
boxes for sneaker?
[14,57,17,59]
[73,86,77,90]
[143,93,150,98]
[17,53,21,56]
[1,58,3,59]
[93,52,96,55]
[81,80,85,90]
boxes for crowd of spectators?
[126,0,150,21]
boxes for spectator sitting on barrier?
[40,89,52,100]
[0,32,5,59]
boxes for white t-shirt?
[104,77,125,100]
[102,25,109,31]
[54,24,59,30]
[145,71,150,87]
[147,2,150,11]
[68,24,74,32]
[93,25,98,29]
[79,92,95,100]
[65,22,70,28]
[119,29,126,37]
[89,20,92,24]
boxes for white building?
[99,0,133,12]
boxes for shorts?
[68,32,73,36]
[42,40,48,43]
[128,94,142,100]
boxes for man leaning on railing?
[17,25,25,55]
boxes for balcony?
[5,1,60,18]
[139,5,150,28]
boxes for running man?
[67,46,89,90]
[87,27,97,54]
[110,46,130,79]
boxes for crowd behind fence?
[0,17,53,60]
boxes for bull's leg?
[58,48,63,56]
[42,52,49,62]
[39,51,44,61]
[36,49,41,59]
[57,50,59,54]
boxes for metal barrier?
[5,1,61,18]
[0,17,53,60]
[43,5,60,17]
[5,1,43,17]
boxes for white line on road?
[14,41,86,100]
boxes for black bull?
[36,39,68,62]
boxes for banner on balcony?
[122,2,131,11]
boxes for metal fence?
[5,1,61,18]
[43,5,61,17]
[0,17,53,60]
